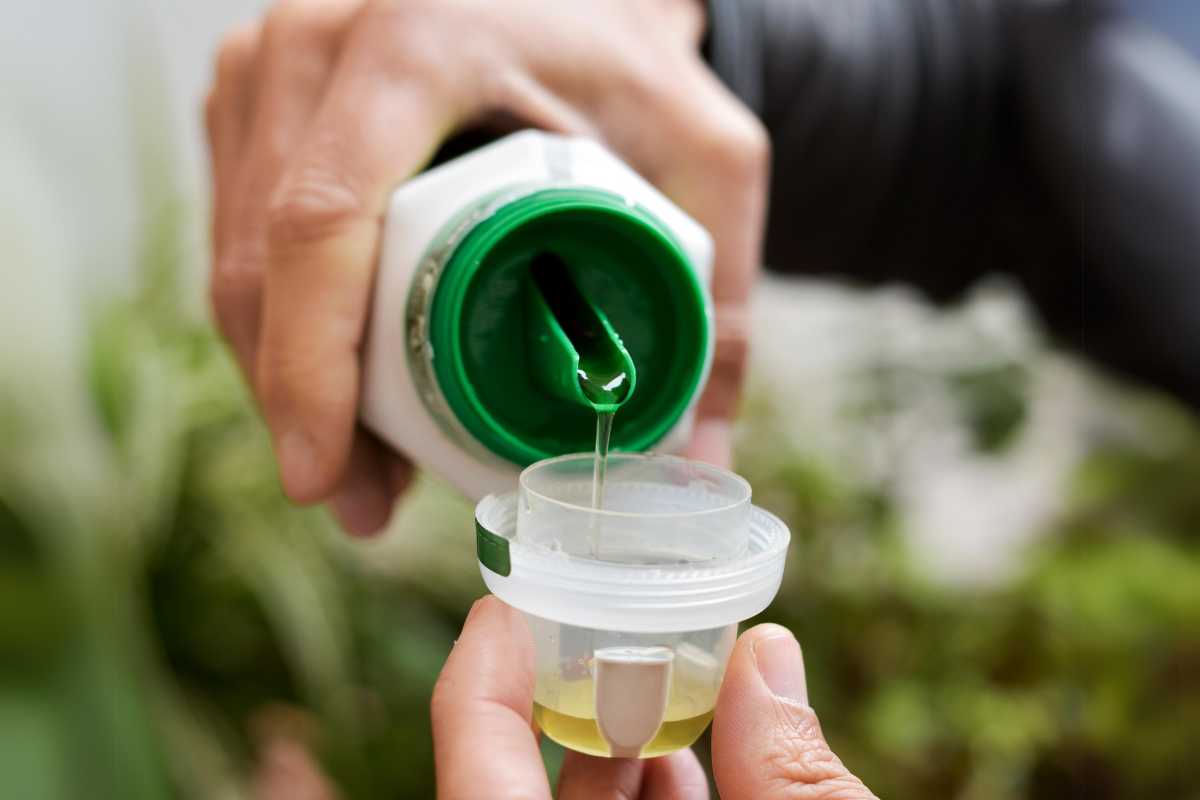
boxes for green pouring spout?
[526,251,637,413]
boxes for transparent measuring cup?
[518,452,752,562]
[475,453,790,759]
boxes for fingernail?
[752,629,808,705]
[278,430,321,500]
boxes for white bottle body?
[361,131,714,500]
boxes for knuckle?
[209,250,261,331]
[618,52,674,111]
[260,0,350,83]
[214,22,259,88]
[353,1,467,96]
[267,172,363,251]
[264,0,343,49]
[714,305,752,351]
[698,113,771,183]
[358,0,435,32]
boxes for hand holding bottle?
[205,0,768,534]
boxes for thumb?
[711,624,878,800]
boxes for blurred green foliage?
[736,400,1200,800]
[2,247,1198,799]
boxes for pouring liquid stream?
[563,290,631,518]
[530,251,634,555]
[578,357,633,556]
[579,368,625,557]
[591,410,614,510]
[578,366,627,512]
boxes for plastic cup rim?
[518,452,752,521]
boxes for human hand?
[431,596,877,799]
[205,0,768,535]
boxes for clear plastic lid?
[475,454,790,633]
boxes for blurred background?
[2,2,1198,798]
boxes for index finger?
[431,597,551,800]
[257,5,470,502]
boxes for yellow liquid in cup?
[531,662,719,758]
[534,701,713,758]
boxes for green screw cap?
[426,188,708,465]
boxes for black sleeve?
[706,0,1200,408]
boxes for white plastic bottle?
[360,131,714,499]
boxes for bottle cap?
[427,188,709,464]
